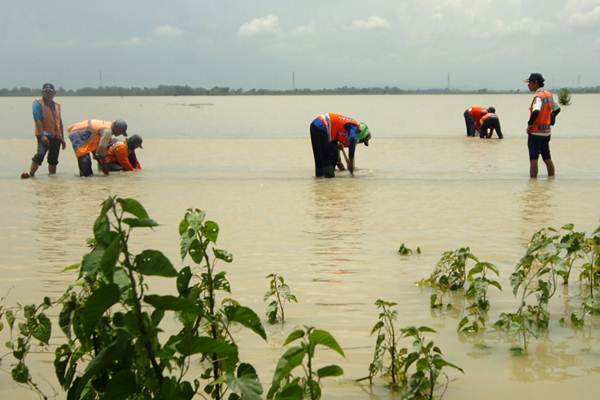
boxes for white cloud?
[292,23,315,36]
[238,15,280,37]
[567,5,600,28]
[153,25,184,38]
[350,16,391,31]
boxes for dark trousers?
[464,111,476,137]
[78,154,93,177]
[480,118,503,138]
[310,123,337,178]
[32,137,61,166]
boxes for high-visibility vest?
[467,106,488,130]
[479,113,497,126]
[317,113,360,144]
[104,141,141,171]
[528,91,554,135]
[35,99,62,139]
[67,120,112,158]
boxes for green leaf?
[100,236,121,282]
[28,313,51,344]
[283,329,305,346]
[80,247,105,279]
[175,336,238,362]
[11,362,29,383]
[273,384,303,400]
[226,363,263,400]
[63,263,80,272]
[54,344,73,388]
[203,220,219,242]
[317,364,344,378]
[59,300,77,339]
[176,266,192,295]
[143,295,200,314]
[268,346,306,398]
[93,214,111,245]
[100,197,115,216]
[79,283,120,339]
[117,198,149,219]
[418,326,437,334]
[226,305,267,340]
[214,248,233,263]
[99,370,137,400]
[5,310,15,330]
[135,250,177,277]
[123,217,159,228]
[309,329,345,357]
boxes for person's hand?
[337,142,344,150]
[61,139,66,149]
[41,135,50,146]
[336,160,346,171]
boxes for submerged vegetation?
[558,88,572,106]
[264,273,298,324]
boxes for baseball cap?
[127,134,143,149]
[524,73,545,84]
[42,83,55,92]
[113,120,128,136]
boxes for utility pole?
[99,71,103,88]
[446,72,450,91]
[292,72,296,90]
[577,73,581,88]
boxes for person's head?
[487,106,496,113]
[358,122,371,146]
[41,83,56,101]
[525,73,544,92]
[112,120,128,136]
[126,134,143,151]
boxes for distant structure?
[577,74,581,88]
[292,72,296,90]
[99,71,103,88]
[446,72,450,91]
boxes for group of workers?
[21,82,143,179]
[21,72,561,180]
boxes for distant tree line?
[1,84,599,96]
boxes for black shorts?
[32,136,61,166]
[528,134,551,160]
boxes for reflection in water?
[305,180,368,278]
[518,180,556,243]
[510,342,581,382]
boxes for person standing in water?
[479,107,503,139]
[21,83,65,179]
[524,73,561,178]
[309,112,371,178]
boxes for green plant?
[267,326,344,400]
[555,224,588,285]
[359,301,462,399]
[495,228,560,354]
[558,88,572,106]
[418,247,478,308]
[264,273,298,324]
[398,244,421,256]
[458,262,502,334]
[2,197,267,400]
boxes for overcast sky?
[1,0,599,90]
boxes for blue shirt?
[32,100,44,121]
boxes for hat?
[524,73,545,85]
[113,120,128,136]
[42,83,55,92]
[127,134,143,149]
[358,122,371,146]
[487,106,496,113]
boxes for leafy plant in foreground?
[359,300,463,399]
[264,273,298,324]
[2,197,267,400]
[418,247,479,309]
[494,228,560,354]
[267,326,344,400]
[458,262,502,335]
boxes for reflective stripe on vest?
[67,120,113,158]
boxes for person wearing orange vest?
[524,73,561,178]
[309,113,371,177]
[67,119,128,176]
[464,105,494,137]
[478,108,503,139]
[99,135,143,175]
[20,83,65,179]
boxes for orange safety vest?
[467,106,488,130]
[104,141,141,171]
[67,120,113,158]
[35,99,62,139]
[528,91,554,135]
[317,113,360,145]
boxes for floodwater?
[1,95,599,399]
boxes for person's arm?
[96,129,112,156]
[32,101,49,144]
[346,124,358,173]
[528,97,542,127]
[58,104,65,149]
